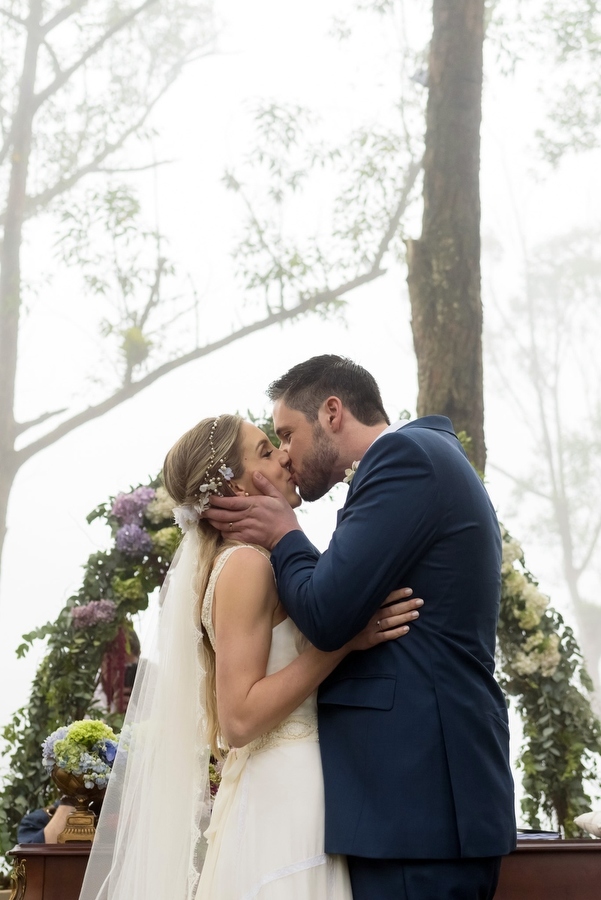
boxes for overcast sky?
[2,0,600,818]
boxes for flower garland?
[1,470,600,870]
[497,526,601,834]
[0,477,178,866]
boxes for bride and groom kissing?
[80,354,515,900]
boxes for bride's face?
[231,422,301,509]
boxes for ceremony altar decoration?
[42,720,118,842]
[0,423,600,868]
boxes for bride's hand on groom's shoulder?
[347,589,424,652]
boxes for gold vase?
[51,766,106,843]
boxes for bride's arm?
[213,547,418,748]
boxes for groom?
[207,355,515,900]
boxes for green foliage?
[2,453,600,866]
[497,527,601,834]
[0,478,178,865]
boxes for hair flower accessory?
[172,417,237,533]
[343,460,360,485]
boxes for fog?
[1,0,600,822]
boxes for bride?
[78,415,421,900]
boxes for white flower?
[173,505,200,533]
[219,466,234,481]
[146,486,175,524]
[343,461,360,485]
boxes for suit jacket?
[271,416,516,859]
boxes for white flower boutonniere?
[343,460,360,485]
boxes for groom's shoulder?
[364,416,457,461]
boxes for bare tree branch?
[41,38,63,77]
[34,0,159,110]
[14,408,68,436]
[0,67,183,227]
[42,0,89,34]
[576,516,601,579]
[16,267,387,464]
[0,8,26,26]
[488,462,552,501]
[376,155,422,270]
[96,159,175,174]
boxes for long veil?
[79,527,211,900]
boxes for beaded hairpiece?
[173,417,235,533]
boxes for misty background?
[1,0,600,821]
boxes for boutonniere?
[343,460,360,485]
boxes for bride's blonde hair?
[163,414,245,757]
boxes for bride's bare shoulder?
[214,545,274,594]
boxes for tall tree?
[0,34,422,580]
[0,0,218,574]
[488,228,601,696]
[406,0,486,470]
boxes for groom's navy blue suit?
[271,416,515,899]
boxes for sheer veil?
[79,527,211,900]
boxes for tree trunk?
[406,0,486,471]
[0,0,44,579]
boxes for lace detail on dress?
[246,714,318,754]
[201,544,271,650]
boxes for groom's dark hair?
[268,355,390,426]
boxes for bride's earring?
[244,492,250,496]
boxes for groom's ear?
[320,396,343,433]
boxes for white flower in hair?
[173,505,200,533]
[219,466,234,481]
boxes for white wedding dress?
[195,546,352,900]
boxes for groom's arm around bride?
[208,355,516,900]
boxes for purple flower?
[116,523,153,556]
[111,487,156,524]
[71,599,117,629]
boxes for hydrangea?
[41,726,69,771]
[71,599,117,629]
[145,486,175,524]
[42,720,119,788]
[111,575,146,602]
[151,526,180,558]
[116,523,153,556]
[111,487,156,525]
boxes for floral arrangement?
[1,425,600,869]
[497,526,601,834]
[42,720,118,790]
[0,475,179,866]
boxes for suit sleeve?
[271,432,440,651]
[17,809,49,843]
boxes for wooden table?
[496,838,601,899]
[7,845,90,900]
[7,838,601,899]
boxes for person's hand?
[206,472,302,549]
[43,802,76,843]
[346,588,423,653]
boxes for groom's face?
[273,400,338,502]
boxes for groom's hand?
[206,472,302,549]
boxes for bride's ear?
[230,482,250,497]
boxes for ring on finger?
[228,522,233,532]
[377,619,381,630]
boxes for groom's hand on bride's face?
[206,472,302,550]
